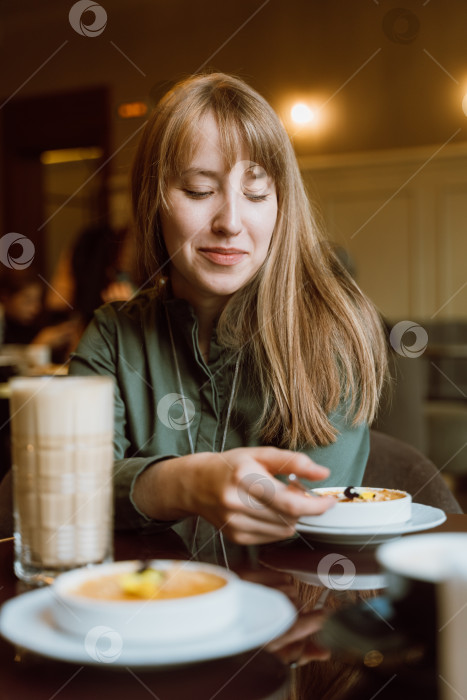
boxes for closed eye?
[184,190,212,199]
[183,188,270,202]
[245,193,270,202]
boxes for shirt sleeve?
[68,305,180,532]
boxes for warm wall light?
[40,147,103,165]
[117,101,148,118]
[291,102,315,125]
[462,93,467,117]
[279,94,329,137]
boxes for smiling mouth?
[198,248,248,266]
[199,248,247,254]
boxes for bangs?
[159,78,288,200]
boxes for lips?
[198,248,248,266]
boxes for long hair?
[131,72,388,448]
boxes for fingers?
[188,448,336,545]
[266,611,326,651]
[219,511,297,545]
[266,610,331,665]
[242,446,331,481]
[232,455,335,521]
[270,639,331,666]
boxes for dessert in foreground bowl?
[299,486,412,528]
[52,560,240,642]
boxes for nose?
[211,190,242,237]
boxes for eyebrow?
[180,168,219,178]
[181,167,269,180]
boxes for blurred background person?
[45,222,138,329]
[0,270,80,362]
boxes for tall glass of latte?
[9,376,114,585]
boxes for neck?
[194,301,223,362]
[169,278,227,362]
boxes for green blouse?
[69,289,369,536]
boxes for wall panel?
[301,144,467,321]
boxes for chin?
[205,283,244,298]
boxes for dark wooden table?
[0,515,466,700]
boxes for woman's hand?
[266,608,331,665]
[236,568,330,665]
[133,447,336,545]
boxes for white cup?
[438,560,467,700]
[9,376,114,585]
[377,533,467,699]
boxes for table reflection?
[239,538,384,698]
[0,518,465,700]
[258,535,442,700]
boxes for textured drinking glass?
[9,376,114,585]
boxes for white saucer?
[0,581,296,668]
[276,568,387,590]
[296,503,447,545]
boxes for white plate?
[296,503,447,545]
[0,581,296,668]
[275,568,387,590]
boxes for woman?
[45,223,137,326]
[70,73,388,563]
[0,271,79,356]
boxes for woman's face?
[160,111,278,308]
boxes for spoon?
[287,473,322,497]
[137,559,152,573]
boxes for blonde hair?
[131,72,388,448]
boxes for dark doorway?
[1,86,110,275]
